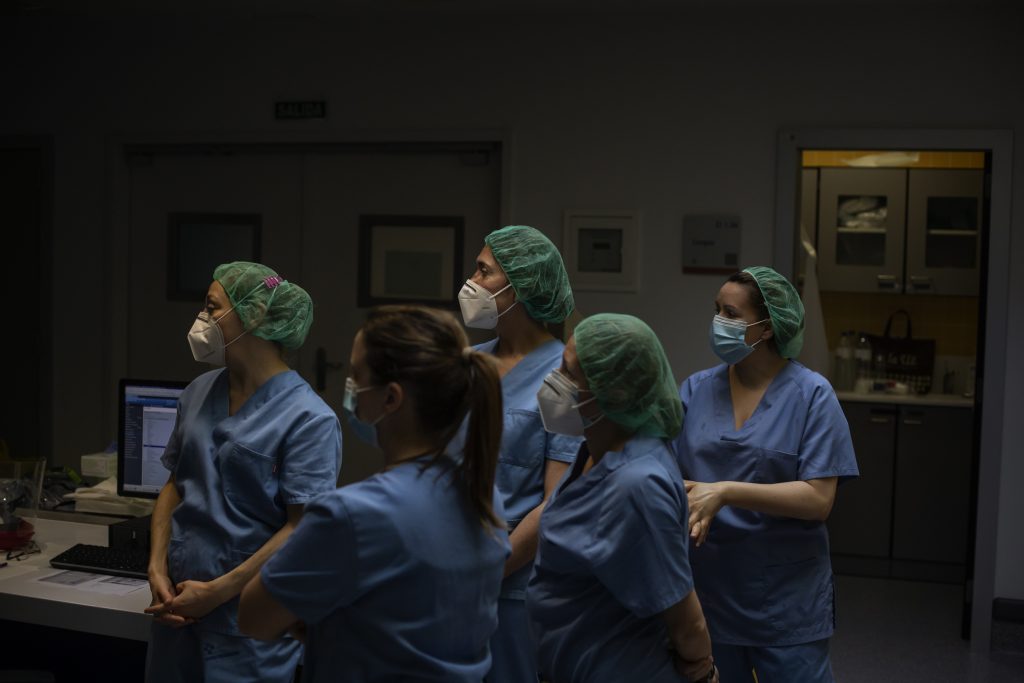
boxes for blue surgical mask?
[709,315,770,365]
[343,377,385,447]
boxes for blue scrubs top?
[527,436,695,683]
[673,361,858,647]
[261,457,511,683]
[162,368,342,636]
[450,338,582,600]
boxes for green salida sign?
[275,101,327,120]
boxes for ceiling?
[7,0,1001,18]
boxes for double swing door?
[125,143,502,484]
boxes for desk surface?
[0,515,152,642]
[836,390,975,408]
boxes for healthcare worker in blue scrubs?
[674,267,859,683]
[145,262,342,683]
[527,313,717,683]
[238,305,510,681]
[453,225,582,683]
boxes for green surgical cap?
[484,225,574,324]
[743,266,805,359]
[213,261,313,350]
[574,313,682,439]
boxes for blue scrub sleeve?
[672,374,704,466]
[678,371,709,416]
[261,494,359,625]
[546,432,582,464]
[160,406,184,473]
[590,467,694,619]
[277,413,342,504]
[797,385,859,482]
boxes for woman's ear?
[383,381,405,414]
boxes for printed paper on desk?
[37,570,148,595]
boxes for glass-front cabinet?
[818,168,907,293]
[816,167,984,296]
[906,169,984,296]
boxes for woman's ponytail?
[360,305,505,531]
[461,350,504,530]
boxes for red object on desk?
[0,519,35,550]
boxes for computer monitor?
[117,379,188,499]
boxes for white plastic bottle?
[855,333,873,390]
[833,331,855,391]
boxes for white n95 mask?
[536,370,603,436]
[458,279,517,329]
[187,311,246,366]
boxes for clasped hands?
[684,480,725,547]
[145,573,228,627]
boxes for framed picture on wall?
[562,210,641,292]
[167,213,262,302]
[357,214,464,308]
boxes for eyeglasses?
[7,540,40,561]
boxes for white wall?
[2,4,1022,598]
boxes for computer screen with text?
[117,379,188,499]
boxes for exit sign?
[275,101,327,120]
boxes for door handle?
[315,347,345,392]
[869,408,895,425]
[902,418,924,426]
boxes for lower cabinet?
[828,403,895,560]
[828,401,974,583]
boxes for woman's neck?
[493,310,554,358]
[226,340,290,396]
[379,424,441,469]
[731,348,788,389]
[583,421,632,466]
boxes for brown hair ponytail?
[360,305,503,530]
[461,349,504,529]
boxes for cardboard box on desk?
[80,452,117,479]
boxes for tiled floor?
[831,576,1024,682]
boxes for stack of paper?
[64,477,154,517]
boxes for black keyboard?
[50,543,149,580]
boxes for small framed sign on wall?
[167,213,262,302]
[681,214,741,275]
[562,210,641,292]
[357,214,464,308]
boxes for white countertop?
[0,515,152,641]
[836,390,975,408]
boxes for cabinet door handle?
[909,275,932,291]
[876,275,897,290]
[870,416,892,424]
[903,418,924,425]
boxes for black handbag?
[865,310,936,394]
